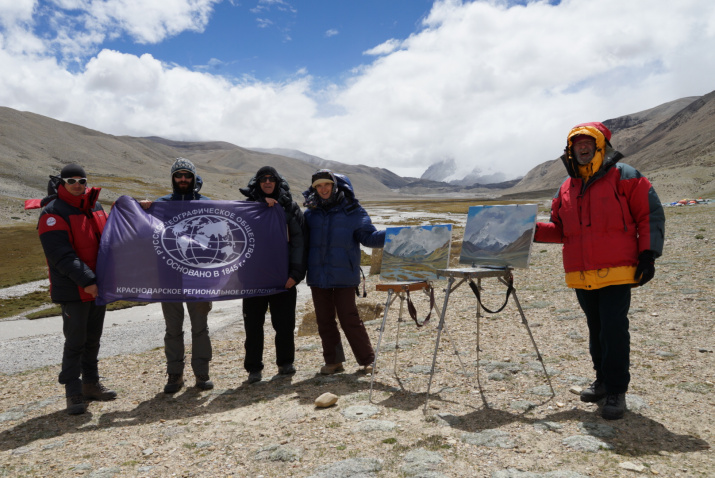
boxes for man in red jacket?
[38,164,117,415]
[535,122,665,420]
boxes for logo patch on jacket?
[45,217,57,227]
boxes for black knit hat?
[60,164,86,179]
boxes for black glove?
[634,250,656,286]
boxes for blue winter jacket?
[303,174,384,288]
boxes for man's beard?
[176,182,192,194]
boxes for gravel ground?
[0,205,712,478]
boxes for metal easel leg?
[474,277,489,406]
[440,319,468,376]
[370,289,395,402]
[506,282,555,397]
[393,292,405,375]
[424,276,455,413]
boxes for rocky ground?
[0,205,713,478]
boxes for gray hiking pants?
[162,301,212,376]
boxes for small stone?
[142,448,153,456]
[619,461,646,472]
[315,392,338,408]
[569,386,582,395]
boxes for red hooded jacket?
[38,184,107,303]
[535,123,665,279]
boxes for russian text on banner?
[96,196,288,305]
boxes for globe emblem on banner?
[161,215,247,269]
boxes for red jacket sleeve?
[534,191,564,244]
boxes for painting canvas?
[380,224,452,282]
[459,204,538,269]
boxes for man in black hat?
[140,157,214,393]
[38,164,117,415]
[239,166,307,383]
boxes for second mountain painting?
[459,204,538,269]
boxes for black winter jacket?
[240,173,308,284]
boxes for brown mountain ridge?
[2,90,714,225]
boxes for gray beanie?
[171,157,196,176]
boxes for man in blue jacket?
[140,158,214,393]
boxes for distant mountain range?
[1,90,713,225]
[420,157,511,185]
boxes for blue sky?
[100,1,436,83]
[1,0,714,179]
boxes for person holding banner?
[38,164,117,415]
[535,122,664,420]
[140,157,214,393]
[303,169,385,375]
[239,166,307,383]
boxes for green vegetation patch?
[0,289,51,319]
[1,224,48,288]
[1,279,149,319]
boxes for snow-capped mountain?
[465,221,509,251]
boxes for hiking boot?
[320,363,344,375]
[580,380,607,403]
[164,373,184,394]
[82,381,117,401]
[602,393,627,420]
[247,371,262,384]
[358,364,374,375]
[195,374,214,391]
[66,395,87,415]
[278,364,296,375]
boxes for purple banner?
[96,196,288,305]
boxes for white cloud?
[0,0,34,27]
[1,0,714,180]
[325,28,338,37]
[363,38,402,56]
[84,0,219,44]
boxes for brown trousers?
[311,287,375,366]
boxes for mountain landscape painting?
[459,204,538,269]
[381,225,452,282]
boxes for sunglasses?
[259,176,277,183]
[173,172,194,179]
[63,178,87,185]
